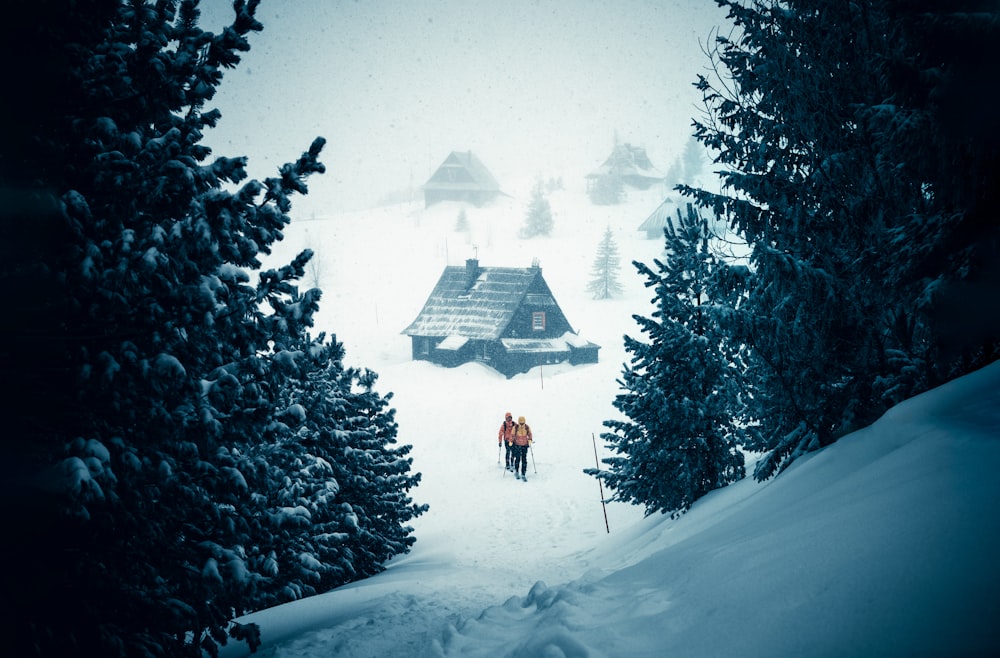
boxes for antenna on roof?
[531,257,540,269]
[473,244,479,259]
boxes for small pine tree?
[681,136,703,185]
[587,225,624,299]
[588,204,749,517]
[455,207,469,232]
[520,179,554,238]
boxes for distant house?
[586,142,664,191]
[402,259,600,378]
[422,151,503,208]
[638,197,678,239]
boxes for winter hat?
[518,416,525,424]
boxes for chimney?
[465,258,481,288]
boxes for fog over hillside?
[198,0,727,215]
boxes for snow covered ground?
[219,180,1000,657]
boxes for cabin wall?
[503,292,572,338]
[493,347,572,379]
[410,336,434,361]
[569,344,600,365]
[411,335,580,378]
[410,336,493,369]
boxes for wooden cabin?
[422,151,503,207]
[402,259,600,377]
[638,197,679,239]
[586,142,664,191]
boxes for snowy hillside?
[219,184,1000,657]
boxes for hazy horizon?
[198,0,727,216]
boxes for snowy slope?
[219,185,1000,657]
[436,362,1000,657]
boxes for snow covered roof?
[435,335,469,351]
[638,197,678,232]
[499,337,571,354]
[422,151,501,193]
[587,142,664,181]
[499,332,597,354]
[402,260,550,340]
[562,331,597,349]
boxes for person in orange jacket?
[497,411,516,471]
[510,415,532,481]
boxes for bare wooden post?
[592,433,610,534]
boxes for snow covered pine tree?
[0,2,424,656]
[679,0,1000,479]
[520,178,555,238]
[589,204,750,517]
[586,225,624,300]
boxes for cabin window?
[532,312,546,331]
[417,338,430,356]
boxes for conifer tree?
[587,225,624,300]
[681,136,703,185]
[0,2,425,656]
[242,333,427,608]
[520,179,554,238]
[680,0,1000,480]
[874,2,1000,377]
[455,207,469,232]
[664,158,683,190]
[589,204,750,517]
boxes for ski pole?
[529,444,537,474]
[498,442,501,466]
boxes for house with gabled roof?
[402,259,599,378]
[422,151,503,208]
[638,197,679,239]
[586,142,664,191]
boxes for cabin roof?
[423,151,501,192]
[639,197,678,231]
[588,142,663,180]
[402,263,549,340]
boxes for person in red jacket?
[511,415,532,481]
[497,412,516,471]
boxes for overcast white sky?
[198,0,728,216]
